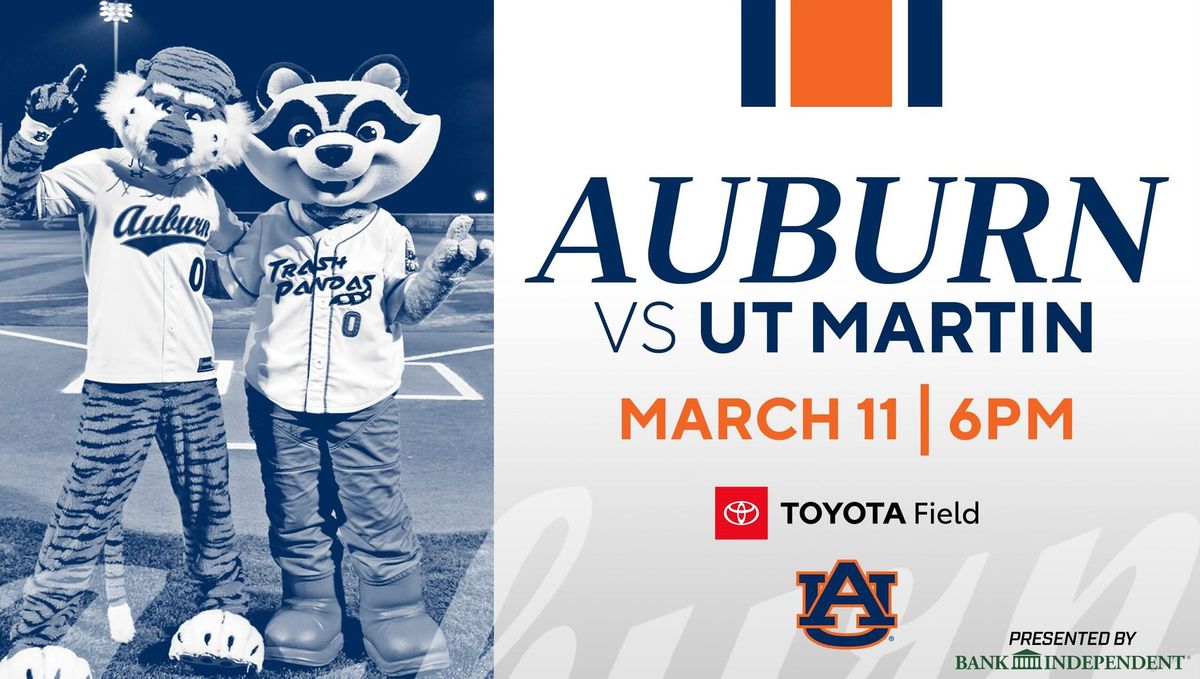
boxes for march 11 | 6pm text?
[628,386,1071,457]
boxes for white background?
[493,1,1200,676]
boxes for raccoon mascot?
[212,55,492,675]
[0,48,263,676]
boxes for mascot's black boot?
[359,571,450,676]
[263,573,344,667]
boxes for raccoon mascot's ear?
[256,62,317,111]
[351,55,411,99]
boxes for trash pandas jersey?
[36,147,242,383]
[218,200,419,413]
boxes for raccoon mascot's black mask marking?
[244,55,440,211]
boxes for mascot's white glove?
[428,215,494,283]
[394,215,494,325]
[168,609,264,673]
[0,646,92,679]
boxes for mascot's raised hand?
[396,214,493,324]
[23,65,87,134]
[428,215,494,282]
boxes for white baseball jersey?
[218,200,418,414]
[35,148,243,383]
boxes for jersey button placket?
[168,280,177,333]
[162,257,173,378]
[306,240,335,411]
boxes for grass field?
[0,520,493,678]
[0,226,494,677]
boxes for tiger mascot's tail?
[102,519,135,643]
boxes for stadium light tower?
[99,2,133,75]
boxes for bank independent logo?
[796,560,898,648]
[955,648,1189,672]
[741,0,942,107]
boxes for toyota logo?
[723,500,760,526]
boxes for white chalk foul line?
[405,343,494,361]
[2,329,488,424]
[3,329,493,363]
[0,328,86,349]
[398,361,484,401]
[0,292,88,303]
[2,330,492,360]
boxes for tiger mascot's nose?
[147,112,194,164]
[314,144,353,168]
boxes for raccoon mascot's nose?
[147,112,194,164]
[315,144,353,168]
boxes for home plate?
[61,360,236,394]
[396,361,483,401]
[227,361,481,450]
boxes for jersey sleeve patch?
[405,237,419,273]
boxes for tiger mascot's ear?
[351,54,410,98]
[256,62,316,111]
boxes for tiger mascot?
[0,47,263,676]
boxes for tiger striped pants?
[8,380,247,650]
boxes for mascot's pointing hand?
[428,215,494,283]
[25,65,87,129]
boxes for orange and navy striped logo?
[742,0,942,107]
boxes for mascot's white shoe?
[0,646,92,678]
[169,609,264,673]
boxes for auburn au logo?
[795,560,898,648]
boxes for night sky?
[0,1,493,213]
